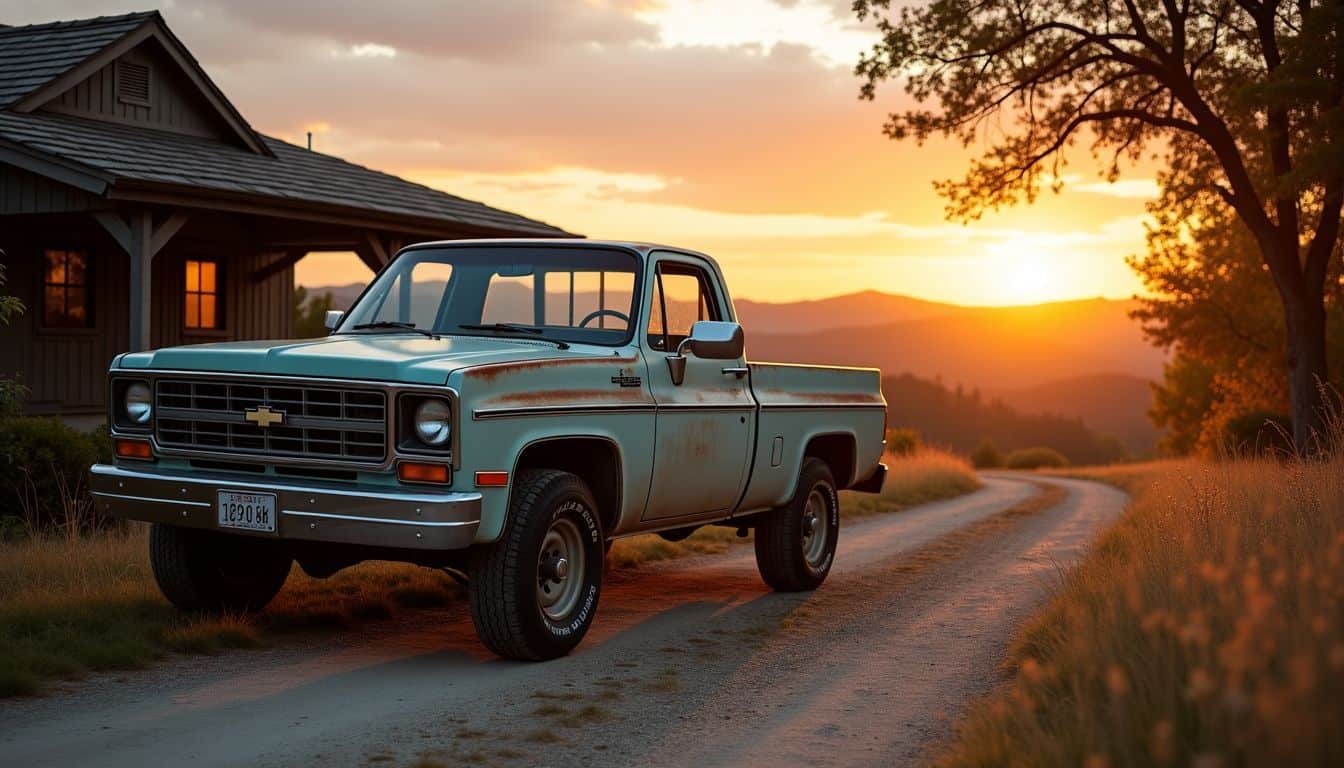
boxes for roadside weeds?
[937,460,1344,768]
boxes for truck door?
[641,254,755,521]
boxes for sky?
[7,0,1158,306]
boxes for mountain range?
[306,283,1165,455]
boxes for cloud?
[410,165,1148,247]
[346,43,397,59]
[635,0,877,66]
[1076,179,1161,199]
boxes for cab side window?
[647,262,720,351]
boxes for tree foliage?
[1132,205,1344,453]
[292,286,335,339]
[856,0,1344,452]
[0,254,27,417]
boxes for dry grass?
[0,449,976,697]
[0,523,459,697]
[938,458,1344,767]
[609,448,980,567]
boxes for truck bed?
[736,362,887,513]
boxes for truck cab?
[91,240,887,659]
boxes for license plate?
[217,491,277,533]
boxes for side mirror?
[324,310,345,331]
[667,321,745,385]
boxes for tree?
[1131,205,1344,453]
[292,286,335,339]
[856,0,1344,453]
[0,252,27,417]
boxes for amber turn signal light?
[115,438,153,460]
[398,461,449,484]
[474,471,509,487]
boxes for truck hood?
[115,335,587,385]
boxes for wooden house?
[0,11,571,418]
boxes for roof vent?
[116,60,151,106]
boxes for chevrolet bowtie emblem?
[244,405,285,428]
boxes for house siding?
[0,165,104,215]
[38,42,239,145]
[0,216,296,416]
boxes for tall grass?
[938,458,1344,767]
[610,448,981,567]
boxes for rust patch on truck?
[755,388,884,405]
[466,355,639,384]
[481,387,651,407]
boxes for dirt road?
[0,475,1126,768]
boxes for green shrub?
[885,427,921,456]
[1004,446,1070,469]
[970,438,1004,468]
[0,417,112,536]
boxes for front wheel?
[468,470,605,660]
[754,458,839,591]
[149,524,292,612]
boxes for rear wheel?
[468,470,604,660]
[754,458,839,591]
[149,524,292,612]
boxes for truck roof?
[402,238,723,270]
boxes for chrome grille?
[155,379,387,463]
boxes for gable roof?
[0,12,153,110]
[0,11,574,238]
[0,110,572,236]
[0,11,269,155]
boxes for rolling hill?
[993,373,1159,456]
[744,297,1165,389]
[301,282,1165,455]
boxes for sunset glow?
[7,0,1157,306]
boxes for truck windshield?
[338,246,641,347]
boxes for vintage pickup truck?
[90,240,887,660]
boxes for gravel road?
[0,474,1127,768]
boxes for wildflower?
[1106,664,1130,697]
[1151,720,1174,765]
[1329,644,1344,671]
[1187,667,1216,699]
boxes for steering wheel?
[578,309,630,328]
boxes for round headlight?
[125,381,152,424]
[413,399,451,446]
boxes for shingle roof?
[0,12,155,109]
[0,110,571,236]
[0,11,572,237]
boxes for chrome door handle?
[721,367,749,378]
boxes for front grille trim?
[154,378,389,465]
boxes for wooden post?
[93,208,190,352]
[128,210,152,351]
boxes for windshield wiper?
[349,321,439,339]
[457,323,569,350]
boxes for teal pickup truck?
[91,240,887,660]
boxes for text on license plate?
[217,491,277,532]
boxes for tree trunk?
[1284,289,1332,455]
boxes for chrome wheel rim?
[801,487,831,567]
[537,517,586,621]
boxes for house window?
[43,249,91,328]
[185,259,220,330]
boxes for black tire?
[468,469,604,660]
[754,458,839,592]
[149,523,292,612]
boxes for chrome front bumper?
[90,464,481,550]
